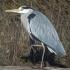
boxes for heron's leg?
[41,43,45,68]
[29,35,42,48]
[31,45,42,48]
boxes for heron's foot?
[40,62,45,69]
[40,63,43,69]
[32,64,42,69]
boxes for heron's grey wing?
[30,11,66,56]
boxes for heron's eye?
[19,7,24,11]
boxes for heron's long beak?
[5,9,20,13]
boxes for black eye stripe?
[23,7,30,9]
[21,6,32,9]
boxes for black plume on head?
[21,6,33,9]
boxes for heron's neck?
[23,13,30,18]
[21,14,31,33]
[20,9,33,33]
[22,9,34,17]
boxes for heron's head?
[5,6,33,15]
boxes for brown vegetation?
[0,0,70,67]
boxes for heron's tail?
[56,40,66,57]
[47,40,66,57]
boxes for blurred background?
[0,0,70,67]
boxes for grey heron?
[5,6,66,68]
